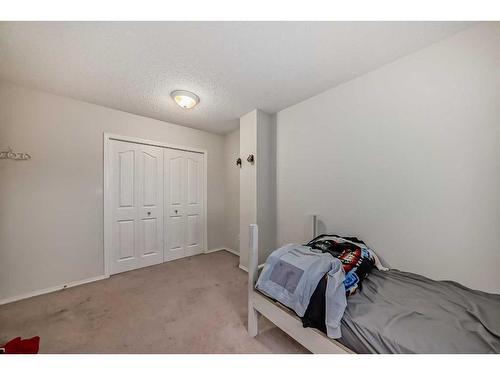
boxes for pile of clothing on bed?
[255,234,387,338]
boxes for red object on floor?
[0,336,40,354]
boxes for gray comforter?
[339,269,500,353]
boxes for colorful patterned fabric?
[307,235,376,296]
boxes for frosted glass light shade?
[170,90,199,109]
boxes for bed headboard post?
[248,224,259,289]
[311,214,318,238]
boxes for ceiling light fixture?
[170,90,200,109]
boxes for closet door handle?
[175,209,178,214]
[147,211,151,216]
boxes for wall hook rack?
[0,146,31,161]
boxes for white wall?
[223,128,240,252]
[239,109,277,268]
[239,111,257,268]
[276,24,500,293]
[0,82,226,301]
[256,111,277,264]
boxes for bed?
[247,218,500,354]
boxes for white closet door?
[110,140,139,274]
[185,152,204,257]
[109,140,164,275]
[136,144,164,268]
[164,148,205,261]
[164,148,186,261]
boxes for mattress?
[338,269,500,353]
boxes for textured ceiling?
[0,22,472,134]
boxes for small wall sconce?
[247,154,254,164]
[236,157,242,167]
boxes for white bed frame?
[247,215,354,354]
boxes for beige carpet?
[0,251,308,353]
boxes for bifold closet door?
[109,140,164,275]
[164,148,205,261]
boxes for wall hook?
[0,146,31,161]
[236,157,242,167]
[247,154,254,164]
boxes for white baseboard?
[223,248,239,256]
[239,264,249,272]
[205,247,225,253]
[0,275,109,306]
[239,263,265,272]
[206,247,240,256]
